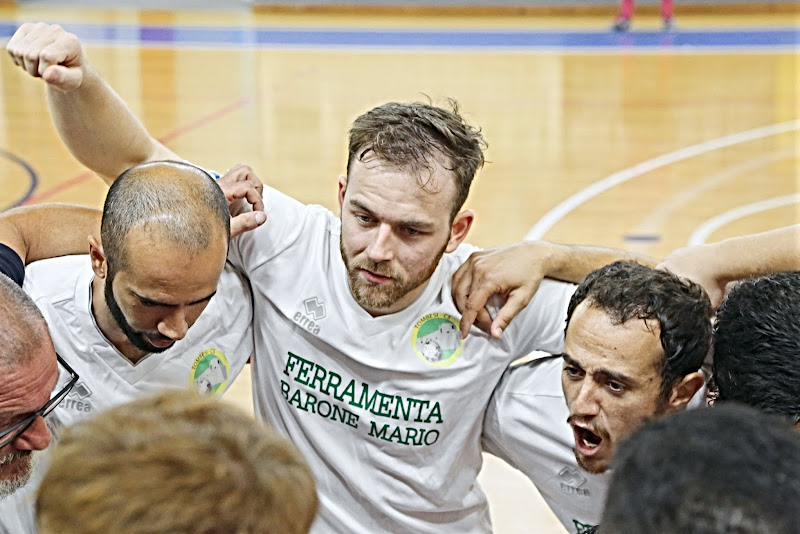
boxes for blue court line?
[1,22,797,49]
[0,148,39,210]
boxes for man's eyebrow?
[561,353,583,370]
[596,369,637,387]
[561,353,638,386]
[349,199,374,216]
[348,199,435,230]
[133,290,217,307]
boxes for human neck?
[90,277,149,364]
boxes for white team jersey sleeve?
[227,185,317,273]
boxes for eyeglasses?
[0,354,79,449]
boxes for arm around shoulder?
[453,240,654,338]
[0,204,101,264]
[659,225,800,308]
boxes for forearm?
[698,225,800,283]
[47,66,177,184]
[0,204,102,264]
[536,241,657,284]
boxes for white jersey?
[0,255,254,533]
[228,186,576,534]
[482,356,609,534]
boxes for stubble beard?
[339,238,445,312]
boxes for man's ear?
[445,210,475,253]
[88,236,108,279]
[338,174,347,213]
[666,371,706,413]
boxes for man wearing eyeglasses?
[0,275,61,500]
[0,203,99,500]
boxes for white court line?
[632,148,796,238]
[525,119,800,240]
[688,194,800,245]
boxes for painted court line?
[631,148,796,238]
[688,194,800,246]
[0,148,39,209]
[524,119,800,241]
[1,22,796,50]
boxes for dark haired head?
[347,100,487,221]
[712,271,800,423]
[101,160,230,276]
[567,261,713,399]
[600,404,800,533]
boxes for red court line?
[23,170,96,205]
[158,96,252,144]
[23,96,253,205]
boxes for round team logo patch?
[411,313,464,367]
[189,349,231,397]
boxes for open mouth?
[573,425,603,453]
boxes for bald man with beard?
[0,161,265,533]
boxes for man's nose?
[158,308,188,340]
[366,224,394,263]
[13,416,52,452]
[571,382,601,418]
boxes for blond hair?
[37,390,317,534]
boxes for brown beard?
[339,237,446,312]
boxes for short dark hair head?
[567,261,713,399]
[347,100,487,221]
[600,404,800,534]
[0,273,49,371]
[101,160,230,275]
[712,271,800,423]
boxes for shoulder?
[217,263,251,293]
[495,355,565,399]
[24,255,91,299]
[440,243,481,275]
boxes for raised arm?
[452,241,656,338]
[6,22,176,184]
[0,203,101,264]
[659,225,800,308]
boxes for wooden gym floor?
[0,5,797,534]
